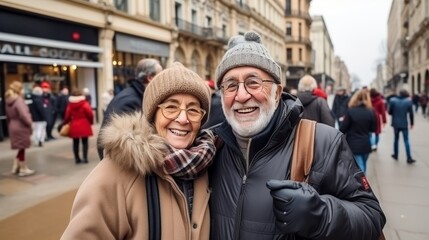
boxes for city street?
[0,114,428,240]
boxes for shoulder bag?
[290,119,385,240]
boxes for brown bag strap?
[291,119,316,182]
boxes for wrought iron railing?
[174,18,229,43]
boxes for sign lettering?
[0,42,95,61]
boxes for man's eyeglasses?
[220,77,276,97]
[158,103,206,122]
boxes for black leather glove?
[266,179,326,238]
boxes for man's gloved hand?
[266,179,326,237]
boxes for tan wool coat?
[61,113,210,240]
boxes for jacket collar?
[128,79,146,98]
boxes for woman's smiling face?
[154,93,202,149]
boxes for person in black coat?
[41,82,57,141]
[340,89,377,173]
[97,58,163,159]
[332,87,350,127]
[296,75,335,127]
[209,31,385,240]
[56,86,69,122]
[29,86,47,147]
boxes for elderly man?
[97,58,163,159]
[209,31,385,240]
[296,74,335,127]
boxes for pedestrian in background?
[340,89,377,173]
[29,86,46,147]
[332,87,350,128]
[82,87,92,105]
[63,89,94,164]
[420,91,428,117]
[296,74,335,127]
[97,58,163,159]
[5,81,35,177]
[62,62,214,239]
[389,89,416,163]
[411,93,420,113]
[101,88,114,115]
[209,31,385,239]
[55,86,69,123]
[370,88,387,151]
[41,81,57,141]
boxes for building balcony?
[408,16,429,45]
[284,9,311,24]
[287,60,313,69]
[174,18,229,44]
[285,36,312,47]
[234,0,251,13]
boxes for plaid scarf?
[164,130,216,180]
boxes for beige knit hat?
[215,31,281,88]
[143,62,211,124]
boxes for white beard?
[222,85,278,137]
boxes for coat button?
[193,223,198,229]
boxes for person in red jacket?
[370,88,387,151]
[63,88,94,164]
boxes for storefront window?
[112,50,161,95]
[2,63,69,97]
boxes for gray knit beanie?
[215,31,281,88]
[143,62,211,124]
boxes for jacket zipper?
[233,137,252,240]
[233,174,247,240]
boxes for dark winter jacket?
[296,91,335,127]
[6,96,32,149]
[56,93,69,120]
[388,96,414,128]
[42,92,56,125]
[420,93,428,107]
[340,104,377,154]
[29,94,46,122]
[332,93,349,119]
[97,79,145,159]
[64,96,94,138]
[209,93,385,240]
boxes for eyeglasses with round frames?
[220,77,275,97]
[157,103,206,122]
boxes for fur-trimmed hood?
[99,112,168,176]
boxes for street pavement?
[0,124,100,221]
[0,113,429,239]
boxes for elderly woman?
[62,62,214,239]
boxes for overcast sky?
[309,0,393,86]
